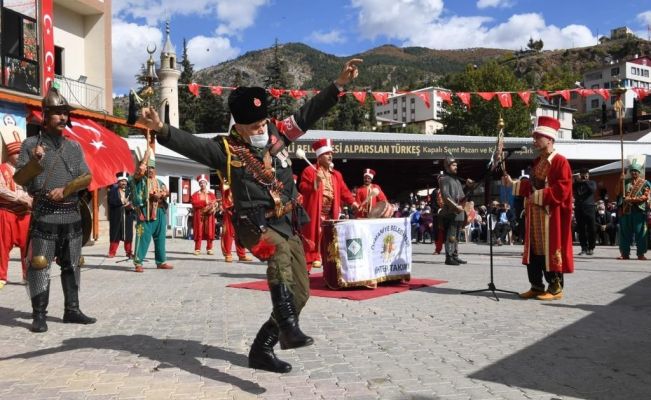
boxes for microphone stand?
[461,149,520,301]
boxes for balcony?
[54,74,104,111]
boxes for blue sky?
[111,0,651,95]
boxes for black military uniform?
[153,83,342,373]
[573,169,597,255]
[438,156,468,265]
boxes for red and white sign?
[41,0,55,91]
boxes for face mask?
[248,125,269,148]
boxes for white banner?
[332,218,412,284]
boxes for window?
[591,99,600,108]
[1,3,40,95]
[644,69,650,77]
[54,46,64,76]
[604,82,610,89]
[591,84,600,89]
[631,66,637,75]
[611,67,619,76]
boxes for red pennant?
[456,92,471,108]
[632,87,649,101]
[594,88,610,101]
[437,91,452,105]
[497,92,512,108]
[188,83,199,97]
[372,92,389,105]
[289,90,306,100]
[477,92,496,101]
[210,86,223,96]
[352,91,367,104]
[553,90,570,102]
[517,91,531,105]
[416,92,430,108]
[577,89,594,97]
[269,88,284,99]
[537,90,549,99]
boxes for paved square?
[0,239,649,399]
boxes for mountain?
[193,43,511,91]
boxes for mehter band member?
[353,168,387,218]
[191,174,217,255]
[14,87,96,332]
[503,116,574,301]
[137,59,363,373]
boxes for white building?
[534,95,575,140]
[374,87,449,134]
[158,21,181,128]
[583,56,651,120]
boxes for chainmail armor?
[16,131,88,297]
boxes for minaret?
[158,21,181,127]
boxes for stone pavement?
[0,238,649,400]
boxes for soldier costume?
[107,172,135,258]
[137,59,361,374]
[130,150,172,272]
[438,156,469,265]
[617,160,651,260]
[14,87,96,332]
[191,174,217,255]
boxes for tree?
[196,86,229,133]
[527,37,544,52]
[111,102,130,137]
[572,124,593,140]
[332,94,365,131]
[263,39,296,119]
[440,61,536,137]
[178,39,198,133]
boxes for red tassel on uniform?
[250,239,276,261]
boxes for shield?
[80,197,92,246]
[368,201,394,219]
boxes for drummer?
[354,168,388,218]
[299,138,358,272]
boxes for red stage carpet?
[227,274,447,301]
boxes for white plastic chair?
[173,214,187,238]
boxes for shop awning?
[29,111,134,190]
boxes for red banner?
[41,0,55,91]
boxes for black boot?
[453,255,467,264]
[445,256,459,266]
[61,269,96,324]
[30,286,49,333]
[270,283,313,350]
[248,319,292,373]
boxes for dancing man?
[137,59,363,373]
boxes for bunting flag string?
[177,83,650,110]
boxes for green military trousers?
[619,209,648,257]
[134,208,168,266]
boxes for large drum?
[368,201,394,218]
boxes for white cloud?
[186,35,240,70]
[215,0,269,36]
[111,19,163,94]
[351,0,597,50]
[477,0,514,9]
[636,11,651,26]
[113,0,269,36]
[307,30,347,44]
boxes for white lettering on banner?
[334,218,412,284]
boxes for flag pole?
[613,80,627,197]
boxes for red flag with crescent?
[41,0,55,89]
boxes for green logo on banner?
[346,238,363,260]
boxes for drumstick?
[361,187,380,206]
[295,148,317,171]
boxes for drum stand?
[460,158,518,301]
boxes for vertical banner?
[41,0,55,92]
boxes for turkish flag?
[497,92,512,108]
[576,89,594,97]
[437,91,452,105]
[517,91,531,105]
[30,111,134,191]
[210,86,223,96]
[456,92,471,108]
[188,83,200,97]
[632,87,649,101]
[352,91,367,104]
[372,92,389,105]
[269,88,284,99]
[477,92,496,101]
[553,90,570,102]
[416,92,430,109]
[594,89,610,101]
[289,90,307,100]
